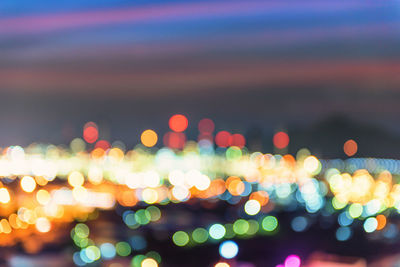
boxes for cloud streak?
[0,0,388,35]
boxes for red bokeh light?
[215,131,231,147]
[163,132,186,149]
[169,114,188,132]
[344,139,358,157]
[95,140,111,150]
[230,133,246,148]
[198,118,215,134]
[273,131,289,149]
[83,122,99,144]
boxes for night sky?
[1,0,400,145]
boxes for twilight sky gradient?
[0,0,400,145]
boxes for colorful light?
[262,216,278,232]
[141,129,158,147]
[209,224,226,240]
[344,139,358,157]
[141,258,158,267]
[68,171,85,187]
[219,240,239,259]
[273,131,289,149]
[100,243,116,259]
[364,217,378,233]
[284,255,301,267]
[198,118,215,134]
[83,122,99,144]
[244,199,261,215]
[215,131,231,147]
[172,231,189,246]
[0,188,10,204]
[192,228,209,243]
[35,217,51,233]
[169,114,188,132]
[0,115,398,266]
[20,176,36,193]
[116,241,131,256]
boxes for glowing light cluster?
[0,114,397,266]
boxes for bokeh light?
[273,132,289,149]
[209,224,226,240]
[141,258,158,267]
[20,176,36,193]
[344,139,358,157]
[219,240,239,259]
[83,122,99,144]
[198,118,215,134]
[141,129,158,147]
[169,114,188,132]
[172,231,189,246]
[284,255,301,267]
[244,199,261,215]
[262,216,278,232]
[215,131,231,147]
